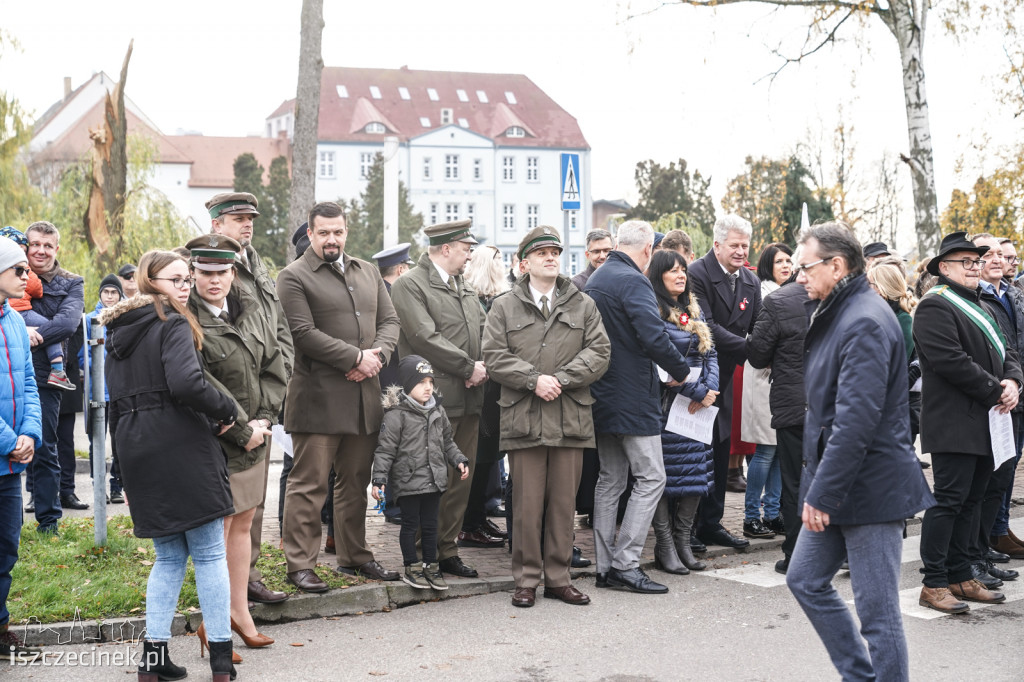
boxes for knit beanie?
[0,237,27,275]
[399,354,434,395]
[99,273,125,300]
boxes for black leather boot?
[652,497,688,574]
[672,496,707,571]
[137,640,187,681]
[208,640,237,681]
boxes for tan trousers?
[436,414,480,560]
[282,431,377,571]
[509,445,583,589]
[247,440,273,582]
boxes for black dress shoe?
[247,580,289,603]
[287,569,328,593]
[742,519,776,539]
[699,527,750,550]
[765,516,786,535]
[457,530,504,548]
[570,546,592,568]
[986,548,1011,564]
[438,556,478,578]
[971,562,1003,589]
[60,493,89,510]
[482,519,508,539]
[109,490,125,504]
[336,560,399,581]
[595,572,610,588]
[486,505,507,518]
[384,514,403,525]
[24,495,34,514]
[986,560,1018,582]
[774,556,790,575]
[606,567,668,594]
[690,535,707,554]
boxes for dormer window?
[365,122,386,134]
[506,126,526,138]
[440,108,453,125]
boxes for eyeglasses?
[1004,256,1019,265]
[152,276,195,289]
[942,258,985,270]
[7,266,28,278]
[794,258,830,275]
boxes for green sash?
[927,285,1006,361]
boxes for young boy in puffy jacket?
[371,355,468,591]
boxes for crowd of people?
[0,194,1022,681]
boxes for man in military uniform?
[390,220,488,578]
[206,191,295,604]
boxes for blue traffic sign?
[560,153,581,211]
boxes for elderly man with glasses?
[914,231,1024,614]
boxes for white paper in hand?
[665,394,718,445]
[989,407,1016,470]
[656,365,701,384]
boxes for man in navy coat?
[787,222,933,682]
[687,215,761,549]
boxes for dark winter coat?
[585,251,691,436]
[371,387,468,502]
[914,276,1024,457]
[746,281,815,429]
[801,275,934,525]
[659,302,719,498]
[30,263,84,386]
[978,281,1024,415]
[101,295,238,538]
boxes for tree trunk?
[287,0,324,247]
[887,1,940,257]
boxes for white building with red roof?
[266,66,592,272]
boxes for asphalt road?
[7,525,1024,682]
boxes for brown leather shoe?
[247,580,289,603]
[287,569,329,593]
[482,519,508,539]
[325,536,336,554]
[336,560,399,581]
[990,534,1024,559]
[511,587,536,607]
[950,579,1006,604]
[919,586,969,614]
[1008,529,1024,548]
[457,530,505,548]
[543,584,591,605]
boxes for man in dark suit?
[686,215,761,549]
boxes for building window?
[458,117,469,128]
[318,151,335,179]
[365,122,385,134]
[473,158,482,181]
[445,203,460,222]
[441,108,453,125]
[569,211,579,230]
[527,205,539,229]
[369,85,382,99]
[419,116,431,127]
[336,85,348,98]
[502,156,515,182]
[445,154,460,180]
[476,90,488,103]
[570,253,579,275]
[359,152,374,179]
[427,87,439,101]
[423,157,432,180]
[503,204,515,231]
[456,89,469,102]
[430,203,438,225]
[527,156,538,182]
[467,203,475,222]
[398,86,410,100]
[266,123,273,137]
[505,91,518,104]
[506,126,526,138]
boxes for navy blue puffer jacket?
[659,312,719,498]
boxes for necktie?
[729,272,738,293]
[218,310,230,323]
[449,275,458,292]
[540,295,550,319]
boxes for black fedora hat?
[927,231,989,276]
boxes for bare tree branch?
[756,10,855,83]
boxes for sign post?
[560,153,581,274]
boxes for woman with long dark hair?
[646,249,719,574]
[101,250,238,682]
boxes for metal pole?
[88,316,107,547]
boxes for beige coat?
[740,279,780,445]
[390,252,486,418]
[482,274,610,451]
[277,249,400,435]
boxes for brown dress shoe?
[336,560,399,581]
[990,534,1024,559]
[457,530,505,548]
[543,584,591,605]
[919,586,969,614]
[950,579,1006,604]
[511,587,536,607]
[247,580,289,603]
[482,519,508,539]
[1008,529,1024,548]
[287,569,329,593]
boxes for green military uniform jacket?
[390,252,485,419]
[189,286,288,474]
[482,274,611,451]
[236,245,294,376]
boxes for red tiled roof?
[269,66,588,149]
[165,135,292,188]
[349,97,399,135]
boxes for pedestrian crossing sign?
[560,153,581,211]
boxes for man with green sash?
[914,231,1023,614]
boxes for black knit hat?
[99,273,125,300]
[399,354,434,395]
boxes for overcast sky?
[2,0,1019,252]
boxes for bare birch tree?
[287,0,324,240]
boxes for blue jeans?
[147,518,230,642]
[787,520,907,682]
[29,387,62,533]
[744,443,781,521]
[0,473,23,628]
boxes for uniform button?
[349,286,354,291]
[542,343,546,347]
[355,311,361,317]
[360,338,365,344]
